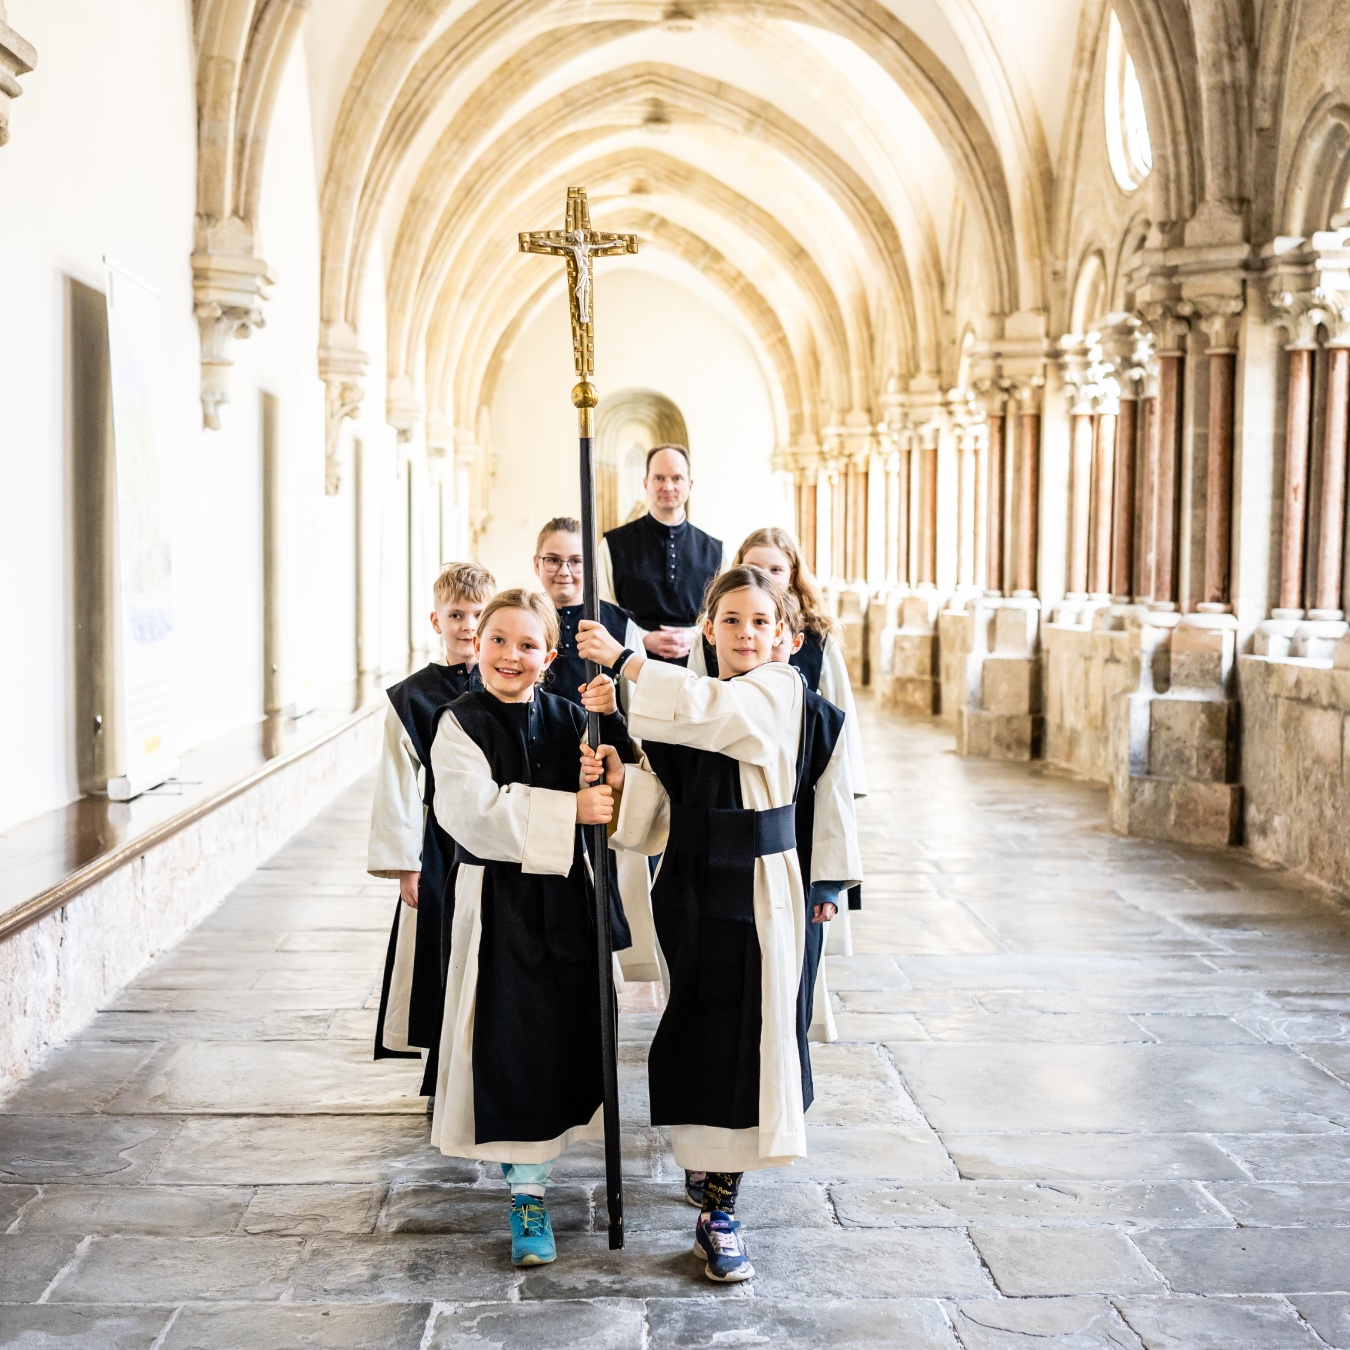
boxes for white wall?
[483,269,784,590]
[0,10,377,833]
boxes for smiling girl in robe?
[578,566,861,1283]
[427,588,620,1268]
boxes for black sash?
[666,801,796,923]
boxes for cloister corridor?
[2,696,1349,1349]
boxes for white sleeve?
[367,704,424,877]
[625,659,801,767]
[818,634,868,797]
[599,537,618,606]
[811,732,863,888]
[686,635,709,677]
[429,711,577,877]
[611,762,670,856]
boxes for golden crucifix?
[519,186,638,400]
[516,186,637,1253]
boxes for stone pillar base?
[1123,776,1243,848]
[879,589,941,715]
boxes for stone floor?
[3,699,1350,1348]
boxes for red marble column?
[1067,410,1093,595]
[919,436,938,585]
[1313,345,1350,616]
[1014,404,1041,594]
[1111,395,1138,598]
[803,481,818,575]
[1089,409,1117,596]
[1154,350,1185,606]
[1203,341,1238,607]
[896,446,911,585]
[1136,393,1159,600]
[1278,346,1314,613]
[985,413,1005,593]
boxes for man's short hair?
[536,516,582,555]
[645,443,691,475]
[433,560,495,605]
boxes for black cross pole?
[519,187,637,1250]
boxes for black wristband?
[608,648,633,681]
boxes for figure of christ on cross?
[519,188,638,379]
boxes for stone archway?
[595,388,689,532]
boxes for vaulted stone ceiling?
[193,0,1226,459]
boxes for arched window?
[1104,11,1153,193]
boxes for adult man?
[599,444,723,664]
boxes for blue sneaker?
[684,1170,707,1207]
[509,1193,556,1266]
[693,1210,754,1282]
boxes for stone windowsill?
[0,664,411,941]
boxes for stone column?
[1109,326,1150,599]
[957,419,978,589]
[1136,371,1160,602]
[1066,404,1094,603]
[984,408,1005,594]
[1012,390,1041,596]
[1278,344,1314,614]
[1198,308,1243,609]
[1311,339,1350,622]
[884,449,902,585]
[1152,317,1188,607]
[973,424,988,591]
[1089,405,1118,600]
[918,423,939,586]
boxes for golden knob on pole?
[572,381,599,409]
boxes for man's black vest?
[604,513,722,632]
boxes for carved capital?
[1268,288,1321,350]
[1139,301,1191,356]
[319,322,367,495]
[192,219,277,430]
[1184,295,1244,353]
[0,14,36,147]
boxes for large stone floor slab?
[4,704,1350,1343]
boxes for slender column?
[897,442,912,585]
[1279,345,1315,612]
[973,427,988,590]
[831,462,847,582]
[853,458,870,582]
[985,412,1004,592]
[1153,339,1186,606]
[1013,397,1041,594]
[884,451,901,584]
[1066,407,1094,596]
[918,429,939,585]
[1089,408,1117,597]
[1313,343,1350,617]
[1200,312,1240,608]
[957,425,977,586]
[804,480,818,574]
[1111,394,1138,598]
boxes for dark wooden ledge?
[0,669,404,942]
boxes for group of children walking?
[367,515,863,1282]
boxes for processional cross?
[518,188,637,1252]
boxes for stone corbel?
[318,323,367,495]
[0,8,36,146]
[386,375,421,445]
[192,222,277,430]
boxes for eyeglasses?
[537,555,585,574]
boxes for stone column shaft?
[1067,411,1093,595]
[985,414,1004,593]
[1155,353,1185,605]
[1314,346,1350,616]
[851,460,869,582]
[884,456,902,584]
[957,433,977,587]
[1279,346,1314,612]
[832,468,847,581]
[1090,411,1117,597]
[973,433,988,590]
[919,441,938,586]
[1112,397,1138,598]
[1014,408,1040,594]
[1136,395,1159,600]
[1203,347,1238,607]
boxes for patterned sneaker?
[693,1210,754,1282]
[684,1170,707,1207]
[509,1193,556,1266]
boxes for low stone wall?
[1240,653,1350,895]
[1043,622,1139,784]
[0,709,382,1088]
[938,609,974,727]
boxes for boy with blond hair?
[368,560,495,1100]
